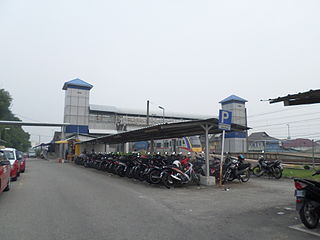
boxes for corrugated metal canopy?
[80,118,249,145]
[269,89,320,106]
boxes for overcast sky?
[0,0,320,145]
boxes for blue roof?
[219,95,248,104]
[62,78,93,90]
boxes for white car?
[28,150,36,158]
[2,148,20,181]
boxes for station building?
[61,79,212,153]
[59,78,248,154]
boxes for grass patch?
[283,168,320,180]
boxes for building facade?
[62,79,212,153]
[61,79,249,154]
[220,95,248,153]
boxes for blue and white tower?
[219,95,248,153]
[63,78,93,134]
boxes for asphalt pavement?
[0,158,319,240]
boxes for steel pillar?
[201,124,213,177]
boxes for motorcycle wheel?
[272,167,282,179]
[222,169,231,184]
[240,170,250,182]
[299,201,320,229]
[161,171,175,189]
[126,167,134,178]
[192,172,200,185]
[252,166,263,177]
[137,168,147,181]
[106,163,113,173]
[117,166,126,177]
[148,169,162,184]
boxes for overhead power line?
[251,123,320,131]
[248,112,320,123]
[272,132,320,139]
[248,104,319,118]
[250,117,320,128]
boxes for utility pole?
[146,100,150,126]
[286,124,291,140]
[312,139,315,169]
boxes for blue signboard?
[219,110,232,131]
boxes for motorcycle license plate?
[295,190,305,197]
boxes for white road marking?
[289,224,320,237]
[284,207,294,211]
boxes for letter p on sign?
[219,110,232,125]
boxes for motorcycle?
[252,156,283,179]
[222,155,251,184]
[161,162,200,189]
[193,156,221,177]
[294,170,320,229]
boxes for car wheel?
[4,179,11,192]
[11,174,17,181]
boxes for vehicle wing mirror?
[0,160,11,166]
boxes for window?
[3,151,15,160]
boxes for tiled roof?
[248,132,279,141]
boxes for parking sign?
[219,110,232,131]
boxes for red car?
[17,151,26,173]
[3,148,20,181]
[0,151,11,192]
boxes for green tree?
[0,89,31,151]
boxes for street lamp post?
[158,106,165,124]
[158,106,165,153]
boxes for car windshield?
[3,151,15,160]
[16,151,23,160]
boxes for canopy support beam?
[201,124,214,177]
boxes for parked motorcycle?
[252,156,283,179]
[222,155,251,184]
[161,162,200,189]
[294,170,320,229]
